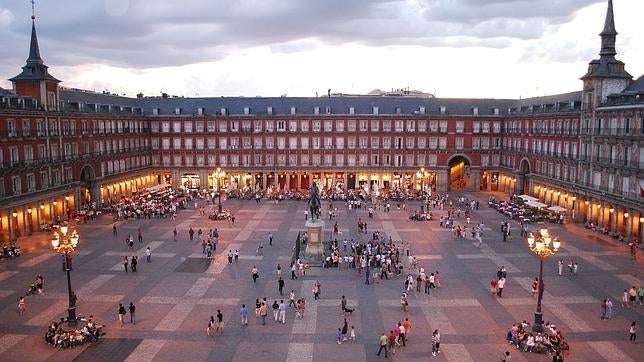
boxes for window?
[383,120,391,132]
[173,121,181,133]
[359,137,368,148]
[40,172,48,189]
[406,137,415,149]
[37,119,46,136]
[406,120,415,132]
[289,137,297,149]
[312,121,321,132]
[429,121,438,132]
[394,121,403,132]
[289,121,298,132]
[428,137,437,150]
[254,137,263,149]
[481,122,490,133]
[12,176,22,194]
[7,119,17,137]
[360,120,368,131]
[336,137,344,149]
[324,121,332,132]
[195,121,204,133]
[27,174,35,192]
[371,137,379,149]
[336,120,344,132]
[417,137,426,149]
[472,137,480,149]
[382,137,391,149]
[439,121,448,133]
[371,120,379,132]
[438,137,447,150]
[277,121,286,131]
[24,145,33,164]
[300,121,309,132]
[348,120,356,132]
[347,137,356,149]
[22,119,31,137]
[418,120,427,132]
[455,121,464,133]
[312,137,320,149]
[301,137,309,149]
[455,137,464,150]
[9,147,19,166]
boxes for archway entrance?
[448,155,471,191]
[79,165,94,205]
[518,159,531,195]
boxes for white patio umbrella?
[527,200,547,208]
[518,194,539,202]
[547,205,567,213]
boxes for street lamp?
[214,167,226,214]
[417,168,429,213]
[527,228,560,333]
[51,225,80,326]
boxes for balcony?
[581,128,643,137]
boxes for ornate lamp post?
[214,167,226,214]
[527,228,560,332]
[417,168,429,213]
[52,225,79,326]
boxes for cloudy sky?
[0,0,642,99]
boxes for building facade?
[0,0,642,243]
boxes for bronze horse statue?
[308,182,322,221]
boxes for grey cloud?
[0,0,607,71]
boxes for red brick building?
[1,0,642,243]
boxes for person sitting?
[524,333,536,352]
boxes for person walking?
[558,259,564,276]
[118,303,127,326]
[606,298,614,319]
[341,295,354,315]
[403,318,412,341]
[216,310,224,335]
[349,325,357,341]
[146,247,151,263]
[501,351,511,362]
[341,318,348,341]
[398,322,406,347]
[173,228,177,242]
[123,257,129,273]
[431,329,441,356]
[376,332,388,357]
[278,277,285,296]
[137,229,143,243]
[401,292,409,312]
[129,302,136,324]
[207,316,215,336]
[552,350,564,362]
[259,302,268,325]
[365,265,371,285]
[288,290,296,308]
[291,263,297,280]
[18,296,26,316]
[629,321,638,343]
[113,224,118,236]
[312,282,320,300]
[268,232,273,246]
[279,300,286,324]
[251,266,259,283]
[240,304,249,326]
[272,300,280,322]
[497,277,506,297]
[131,256,138,272]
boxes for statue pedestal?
[304,220,324,261]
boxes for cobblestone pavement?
[0,192,642,361]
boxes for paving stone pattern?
[0,191,642,361]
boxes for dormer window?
[439,106,447,115]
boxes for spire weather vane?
[31,0,36,20]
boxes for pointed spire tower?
[581,0,631,108]
[9,1,61,111]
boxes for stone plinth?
[305,219,324,260]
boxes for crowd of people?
[44,316,105,348]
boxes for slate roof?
[60,88,140,107]
[136,96,516,116]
